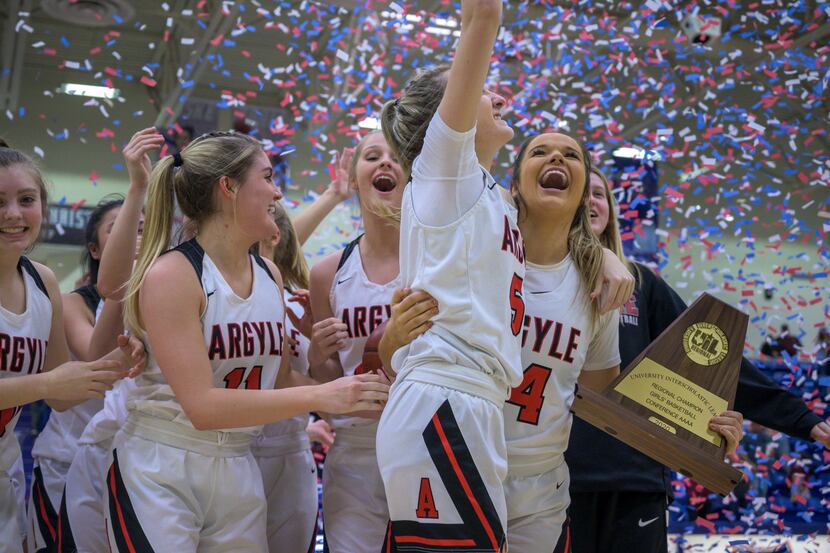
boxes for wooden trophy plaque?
[571,292,747,496]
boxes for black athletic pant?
[553,491,668,553]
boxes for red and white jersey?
[328,238,399,432]
[393,115,526,395]
[504,258,620,475]
[0,258,51,471]
[260,287,311,440]
[127,238,284,440]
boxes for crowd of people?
[1,2,828,553]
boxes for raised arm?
[292,147,353,245]
[97,128,163,299]
[438,0,503,133]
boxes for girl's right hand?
[44,359,127,401]
[123,128,165,190]
[317,373,390,414]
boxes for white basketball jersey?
[32,286,105,465]
[260,288,311,439]
[78,377,134,445]
[393,170,526,393]
[0,258,51,471]
[127,239,284,439]
[328,238,399,431]
[504,258,620,474]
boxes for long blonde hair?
[270,202,309,290]
[510,135,604,325]
[591,167,639,280]
[125,131,263,338]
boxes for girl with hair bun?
[373,3,634,550]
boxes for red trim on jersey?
[34,470,57,540]
[396,535,477,547]
[431,413,500,552]
[37,491,56,540]
[108,466,138,553]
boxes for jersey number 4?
[509,273,525,336]
[224,365,263,390]
[506,363,552,425]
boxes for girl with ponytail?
[105,130,388,551]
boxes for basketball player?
[373,2,526,550]
[560,168,825,553]
[106,131,387,551]
[374,3,639,550]
[307,132,403,553]
[61,128,159,553]
[0,141,140,553]
[504,134,743,551]
[254,201,320,553]
[28,196,133,552]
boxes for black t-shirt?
[566,262,822,494]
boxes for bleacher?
[669,359,830,536]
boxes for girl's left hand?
[709,410,744,456]
[117,334,147,378]
[592,248,636,314]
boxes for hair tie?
[172,152,183,167]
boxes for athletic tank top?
[126,239,284,439]
[393,170,526,396]
[504,259,620,475]
[32,286,105,465]
[0,258,51,471]
[259,287,311,439]
[328,238,399,432]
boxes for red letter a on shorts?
[415,477,439,519]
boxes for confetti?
[2,3,828,538]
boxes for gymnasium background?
[0,1,828,551]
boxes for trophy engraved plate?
[571,292,747,496]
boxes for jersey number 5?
[506,363,552,425]
[224,365,263,390]
[509,273,525,336]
